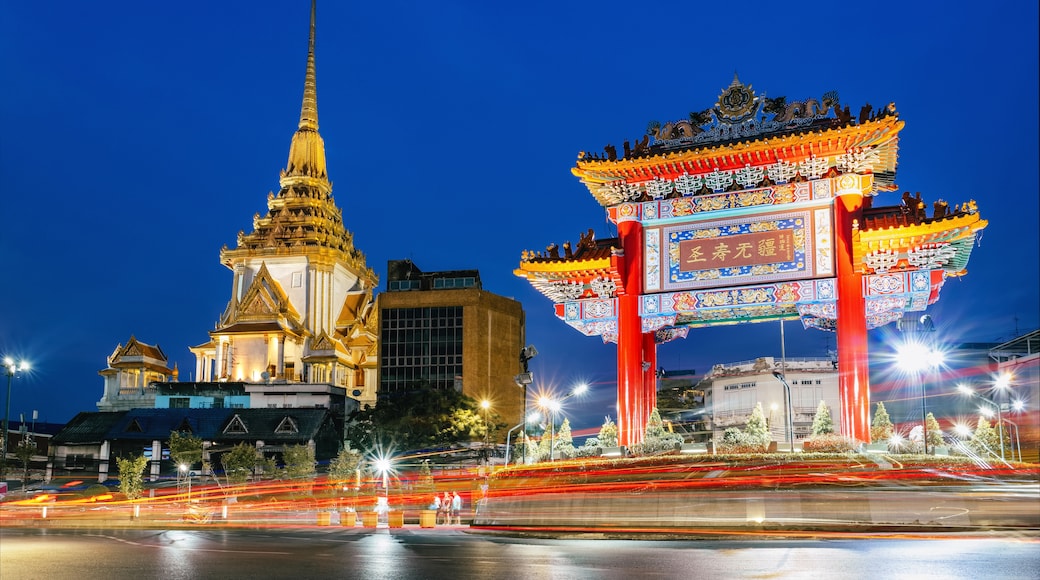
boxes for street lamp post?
[505,412,540,466]
[770,372,795,452]
[537,384,588,462]
[958,382,1013,461]
[516,345,538,465]
[2,358,30,482]
[179,463,192,502]
[480,400,491,463]
[895,342,943,455]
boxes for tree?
[329,442,362,487]
[14,439,36,488]
[970,416,1000,457]
[641,407,683,453]
[343,384,486,452]
[282,444,316,480]
[221,443,258,485]
[744,402,770,447]
[871,402,894,442]
[597,416,618,448]
[812,400,834,435]
[169,431,204,468]
[555,417,575,459]
[925,412,944,449]
[116,455,149,500]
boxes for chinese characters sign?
[678,229,794,272]
[646,205,833,292]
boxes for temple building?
[189,2,379,409]
[376,260,526,437]
[96,336,176,412]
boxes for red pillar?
[834,192,871,443]
[616,217,644,448]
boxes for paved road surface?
[2,527,1037,579]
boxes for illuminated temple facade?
[186,2,379,408]
[516,77,987,446]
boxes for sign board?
[645,203,834,293]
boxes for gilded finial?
[299,0,318,131]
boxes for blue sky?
[1,1,1037,431]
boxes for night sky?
[2,1,1037,432]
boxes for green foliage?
[169,431,204,467]
[116,454,149,500]
[282,444,316,480]
[969,416,1006,457]
[15,439,36,486]
[555,418,576,459]
[717,426,768,454]
[81,484,110,498]
[716,406,771,454]
[597,416,618,448]
[871,402,894,442]
[416,460,434,491]
[811,400,834,435]
[536,424,553,461]
[925,412,944,448]
[221,443,258,484]
[513,433,539,464]
[744,403,771,445]
[329,442,363,485]
[802,433,856,453]
[637,407,683,454]
[344,385,486,452]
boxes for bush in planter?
[802,433,857,453]
[715,427,769,454]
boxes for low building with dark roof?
[48,408,342,483]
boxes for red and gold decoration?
[516,75,986,446]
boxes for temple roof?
[573,77,904,206]
[220,0,376,283]
[857,196,987,277]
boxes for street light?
[480,399,492,463]
[179,463,192,502]
[895,342,944,454]
[958,382,1008,461]
[537,384,588,462]
[505,412,540,466]
[770,372,795,452]
[2,357,30,482]
[516,344,538,465]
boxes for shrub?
[802,433,856,453]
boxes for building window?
[380,306,463,393]
[170,397,190,408]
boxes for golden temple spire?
[299,0,318,132]
[283,0,328,184]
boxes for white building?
[704,356,839,444]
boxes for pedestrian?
[429,494,441,512]
[451,491,463,525]
[439,491,451,524]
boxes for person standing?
[439,491,451,525]
[451,491,463,526]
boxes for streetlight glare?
[480,399,491,410]
[895,342,945,373]
[994,373,1012,390]
[572,383,588,396]
[374,458,391,474]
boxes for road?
[2,527,1038,579]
